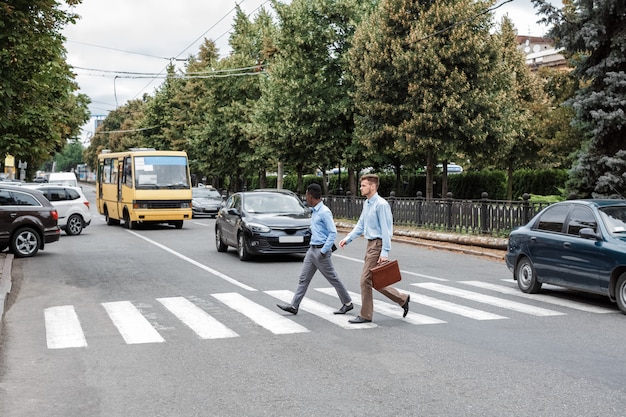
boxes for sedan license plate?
[279,236,303,243]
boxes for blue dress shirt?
[344,193,393,257]
[310,201,337,254]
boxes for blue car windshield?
[599,206,626,235]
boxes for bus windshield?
[134,156,189,189]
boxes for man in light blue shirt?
[339,174,410,323]
[277,183,353,315]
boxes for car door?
[221,194,242,245]
[557,205,603,292]
[526,203,571,284]
[0,189,15,245]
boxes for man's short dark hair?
[306,183,322,199]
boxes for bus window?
[134,155,189,189]
[123,157,133,188]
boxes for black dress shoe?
[348,316,371,324]
[277,304,298,315]
[333,303,354,314]
[402,295,410,318]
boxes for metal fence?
[325,192,551,236]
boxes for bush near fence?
[247,168,567,201]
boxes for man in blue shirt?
[277,183,353,315]
[339,174,410,323]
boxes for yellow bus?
[96,149,192,229]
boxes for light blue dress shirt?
[310,201,337,254]
[344,193,393,257]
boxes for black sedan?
[506,199,626,313]
[192,187,223,218]
[215,190,311,261]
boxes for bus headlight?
[181,202,190,208]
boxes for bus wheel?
[105,207,119,226]
[123,210,136,230]
[173,221,183,229]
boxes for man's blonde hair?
[360,173,379,187]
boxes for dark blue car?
[506,199,626,313]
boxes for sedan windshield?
[599,206,626,235]
[193,188,221,199]
[244,194,306,214]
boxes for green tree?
[0,1,90,168]
[253,0,367,193]
[54,139,84,172]
[83,98,148,169]
[349,0,509,198]
[532,0,626,196]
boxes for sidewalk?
[0,253,13,337]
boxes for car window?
[42,188,67,202]
[566,206,597,235]
[599,206,626,235]
[244,194,305,214]
[193,188,220,198]
[10,191,41,206]
[535,204,569,233]
[66,189,80,200]
[0,189,14,205]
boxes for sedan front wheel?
[516,256,542,293]
[615,273,626,314]
[237,233,251,261]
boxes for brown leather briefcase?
[370,260,401,290]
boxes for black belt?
[368,238,382,241]
[310,244,324,248]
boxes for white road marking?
[212,292,309,335]
[404,290,507,320]
[265,290,377,329]
[157,297,238,339]
[102,301,165,344]
[127,230,256,292]
[315,288,446,325]
[44,305,87,349]
[413,283,565,316]
[461,281,616,314]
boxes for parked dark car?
[192,187,223,218]
[0,185,61,257]
[215,190,311,261]
[506,199,626,313]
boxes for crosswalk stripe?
[212,292,309,335]
[413,283,565,316]
[404,290,508,320]
[102,301,165,344]
[157,297,239,339]
[460,281,616,314]
[265,290,377,329]
[315,288,446,325]
[44,305,87,349]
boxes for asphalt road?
[1,187,626,416]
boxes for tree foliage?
[0,0,90,170]
[532,0,626,196]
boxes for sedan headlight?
[247,222,271,233]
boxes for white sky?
[63,0,553,143]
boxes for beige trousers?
[358,239,408,321]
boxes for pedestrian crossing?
[43,280,619,350]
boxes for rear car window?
[0,190,42,206]
[535,204,569,233]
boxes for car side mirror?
[227,208,240,216]
[579,227,600,240]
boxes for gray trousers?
[291,247,352,308]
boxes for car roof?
[250,188,299,196]
[561,199,626,208]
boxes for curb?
[0,253,13,338]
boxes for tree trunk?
[277,161,283,189]
[441,158,448,198]
[426,148,434,199]
[507,159,514,201]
